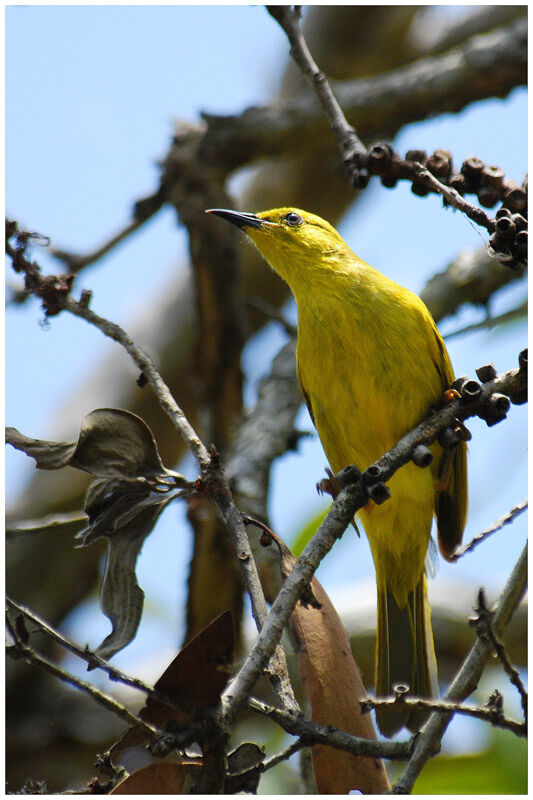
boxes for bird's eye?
[284,212,303,227]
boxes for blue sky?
[6,5,527,750]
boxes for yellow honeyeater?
[207,207,467,736]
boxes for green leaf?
[291,506,329,556]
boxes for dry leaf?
[110,611,234,757]
[6,427,77,469]
[110,761,201,794]
[6,408,185,483]
[258,525,389,793]
[289,579,390,794]
[7,409,191,663]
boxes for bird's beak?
[205,209,276,229]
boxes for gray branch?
[249,697,411,761]
[200,18,526,170]
[420,247,526,325]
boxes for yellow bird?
[207,207,467,736]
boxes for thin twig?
[50,187,167,274]
[64,295,210,469]
[450,501,528,561]
[51,218,146,274]
[408,161,496,233]
[485,626,528,724]
[5,598,182,712]
[443,301,527,341]
[230,737,308,783]
[362,695,526,738]
[470,588,528,722]
[6,628,157,740]
[248,697,411,761]
[393,543,527,793]
[266,6,366,163]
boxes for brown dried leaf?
[225,742,264,794]
[147,609,234,718]
[110,611,234,756]
[110,761,201,794]
[258,526,321,609]
[289,579,390,794]
[258,525,389,793]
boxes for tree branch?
[266,6,366,163]
[362,695,526,739]
[248,697,411,760]
[469,588,528,722]
[201,17,526,169]
[450,501,528,561]
[420,247,526,325]
[443,300,527,342]
[5,597,187,713]
[6,615,157,740]
[267,7,527,266]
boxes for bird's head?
[206,207,354,288]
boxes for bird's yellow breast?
[295,265,448,602]
[296,267,445,468]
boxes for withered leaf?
[256,523,389,793]
[147,609,234,718]
[6,408,186,484]
[70,408,182,480]
[110,611,234,757]
[258,525,321,609]
[225,742,264,794]
[110,761,202,795]
[7,409,191,664]
[6,427,77,470]
[81,492,173,665]
[78,478,155,545]
[289,579,390,794]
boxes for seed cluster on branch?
[347,144,527,270]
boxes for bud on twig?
[476,363,497,383]
[367,483,391,505]
[460,379,482,403]
[411,444,433,468]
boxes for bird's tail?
[375,571,438,737]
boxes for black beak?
[205,209,267,229]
